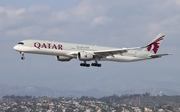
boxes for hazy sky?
[0,0,179,93]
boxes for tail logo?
[147,36,164,54]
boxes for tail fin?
[143,33,165,54]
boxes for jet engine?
[77,51,94,61]
[56,56,72,62]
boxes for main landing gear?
[91,61,101,67]
[80,63,90,67]
[20,52,25,60]
[91,63,101,67]
[80,61,102,67]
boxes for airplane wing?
[149,53,171,58]
[67,47,142,58]
[67,51,79,57]
[93,47,141,57]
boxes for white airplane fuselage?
[14,40,149,61]
[13,34,169,67]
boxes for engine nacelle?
[77,51,94,61]
[56,56,72,62]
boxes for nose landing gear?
[20,52,25,60]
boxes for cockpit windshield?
[18,42,24,45]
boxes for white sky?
[0,0,179,94]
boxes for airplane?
[13,33,170,67]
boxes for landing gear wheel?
[21,57,25,60]
[20,52,25,60]
[97,64,101,67]
[91,62,102,67]
[86,64,90,67]
[80,62,90,67]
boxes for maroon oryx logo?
[147,35,164,54]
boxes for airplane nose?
[13,45,19,51]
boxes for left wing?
[68,47,142,58]
[92,47,141,57]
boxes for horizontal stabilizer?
[149,53,171,58]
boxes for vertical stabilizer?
[143,34,165,54]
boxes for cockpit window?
[18,42,24,45]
